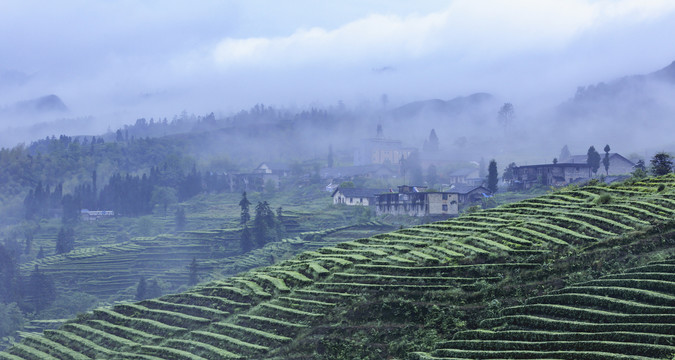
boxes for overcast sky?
[2,0,675,132]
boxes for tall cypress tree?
[587,146,601,175]
[487,159,499,194]
[327,145,334,168]
[603,145,611,175]
[55,227,75,254]
[188,257,198,286]
[239,192,251,225]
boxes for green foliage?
[188,257,199,286]
[36,291,98,320]
[252,201,281,247]
[594,193,612,204]
[55,227,75,254]
[174,206,186,232]
[463,205,482,215]
[587,145,601,174]
[150,186,177,215]
[0,302,23,337]
[487,159,498,193]
[240,225,254,253]
[651,152,673,176]
[25,265,56,312]
[339,181,355,189]
[4,172,675,360]
[239,192,251,225]
[603,144,611,175]
[497,103,515,129]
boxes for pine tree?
[424,129,439,152]
[487,159,499,194]
[559,145,571,162]
[0,244,19,304]
[276,206,286,240]
[603,144,611,175]
[239,192,251,225]
[55,227,75,254]
[175,207,186,232]
[632,160,647,179]
[135,276,147,300]
[188,257,198,286]
[327,145,334,168]
[240,225,254,252]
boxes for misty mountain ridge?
[550,59,675,152]
[559,60,675,118]
[390,92,495,119]
[4,94,69,115]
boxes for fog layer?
[2,1,675,154]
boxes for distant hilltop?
[559,59,675,118]
[7,94,68,115]
[390,92,495,119]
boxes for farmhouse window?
[442,204,448,211]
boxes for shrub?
[594,193,611,204]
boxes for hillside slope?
[2,175,675,359]
[414,256,675,359]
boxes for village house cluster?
[332,184,489,217]
[508,153,635,190]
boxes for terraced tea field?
[16,221,395,303]
[413,257,675,360]
[2,175,675,359]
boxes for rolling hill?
[1,175,675,359]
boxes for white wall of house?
[428,193,458,215]
[607,155,635,175]
[332,191,372,206]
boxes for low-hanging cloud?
[2,0,675,146]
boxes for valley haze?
[2,0,675,159]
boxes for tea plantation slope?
[2,175,675,359]
[413,257,675,360]
[16,220,394,304]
